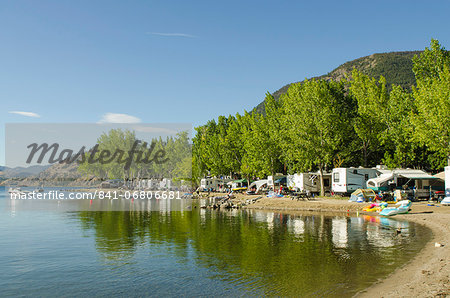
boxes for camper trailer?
[200,177,232,191]
[367,168,440,200]
[332,167,379,195]
[446,166,450,197]
[441,166,450,205]
[287,172,331,194]
[366,171,394,192]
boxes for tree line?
[78,129,192,182]
[193,40,450,195]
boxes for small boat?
[8,187,22,194]
[379,200,412,216]
[34,187,44,193]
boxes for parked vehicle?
[366,172,394,192]
[200,177,232,191]
[287,172,331,194]
[267,174,286,189]
[229,179,248,191]
[332,167,379,195]
[368,168,441,201]
[442,166,450,205]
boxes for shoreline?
[358,210,449,297]
[234,196,449,297]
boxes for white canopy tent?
[248,179,269,193]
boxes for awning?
[370,173,394,184]
[232,179,247,183]
[249,179,268,187]
[398,172,437,180]
[274,177,287,184]
[433,171,445,180]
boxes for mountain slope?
[254,51,422,113]
[3,165,51,178]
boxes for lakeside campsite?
[2,40,450,297]
[186,39,450,296]
[1,2,450,295]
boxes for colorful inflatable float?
[362,202,388,212]
[379,200,412,216]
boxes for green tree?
[263,92,284,176]
[413,39,450,84]
[412,39,450,167]
[239,111,260,181]
[280,79,354,196]
[238,97,283,179]
[380,85,417,167]
[348,69,388,167]
[225,114,246,176]
[78,129,138,180]
[192,124,210,183]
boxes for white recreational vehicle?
[200,177,232,191]
[367,168,441,200]
[160,178,172,190]
[332,167,379,195]
[366,172,394,192]
[287,172,331,194]
[442,166,450,205]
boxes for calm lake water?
[0,186,430,297]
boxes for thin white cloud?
[147,32,197,38]
[9,111,41,118]
[98,113,141,124]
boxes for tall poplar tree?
[281,79,354,196]
[412,39,450,167]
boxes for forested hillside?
[254,51,421,114]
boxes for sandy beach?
[359,204,450,297]
[217,194,450,297]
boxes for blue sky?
[1,0,450,165]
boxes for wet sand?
[358,204,450,297]
[233,196,450,297]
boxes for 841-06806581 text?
[97,190,182,200]
[9,190,183,200]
